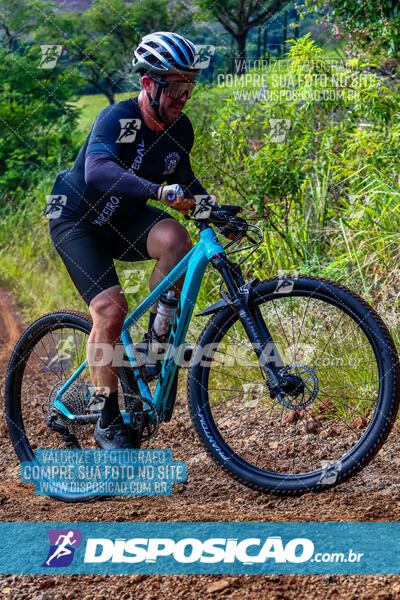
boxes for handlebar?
[164,193,250,240]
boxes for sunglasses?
[151,77,197,100]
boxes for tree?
[35,0,193,104]
[0,4,80,200]
[196,0,292,74]
[0,0,49,48]
[75,0,140,104]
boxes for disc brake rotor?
[277,364,319,410]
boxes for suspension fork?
[210,254,285,393]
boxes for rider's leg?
[146,218,192,315]
[87,285,128,427]
[136,218,192,379]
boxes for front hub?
[274,364,319,410]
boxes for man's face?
[145,73,195,124]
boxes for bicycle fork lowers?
[207,251,286,401]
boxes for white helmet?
[132,31,201,76]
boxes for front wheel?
[188,275,400,495]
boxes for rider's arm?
[85,154,159,201]
[84,105,159,202]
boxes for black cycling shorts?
[49,204,174,306]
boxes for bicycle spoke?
[321,379,380,391]
[292,294,312,363]
[270,297,292,352]
[313,359,377,371]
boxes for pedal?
[46,415,80,448]
[128,399,146,448]
[132,335,162,382]
[140,362,161,383]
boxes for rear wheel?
[5,310,138,502]
[188,275,400,495]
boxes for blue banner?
[1,522,400,574]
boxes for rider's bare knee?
[89,289,128,334]
[161,222,192,257]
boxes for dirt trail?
[1,287,400,598]
[0,286,23,360]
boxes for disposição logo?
[42,529,82,567]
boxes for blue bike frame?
[52,227,225,423]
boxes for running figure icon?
[45,530,79,567]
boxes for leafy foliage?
[34,0,193,104]
[1,32,400,342]
[304,0,400,61]
[0,13,81,202]
[188,34,400,296]
[195,0,292,72]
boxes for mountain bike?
[5,197,400,502]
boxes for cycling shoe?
[94,419,134,449]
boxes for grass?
[72,92,134,144]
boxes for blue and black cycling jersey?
[45,96,208,225]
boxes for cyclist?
[45,31,210,450]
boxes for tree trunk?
[283,10,288,54]
[263,26,268,59]
[230,37,235,73]
[103,75,117,105]
[1,21,14,50]
[294,8,300,40]
[257,27,261,60]
[236,32,247,75]
[106,89,115,105]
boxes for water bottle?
[152,291,178,351]
[135,292,178,381]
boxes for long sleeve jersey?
[45,96,208,227]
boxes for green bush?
[0,45,81,204]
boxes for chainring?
[125,394,159,442]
